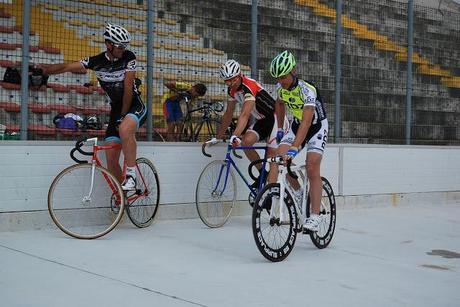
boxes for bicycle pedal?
[302,229,312,235]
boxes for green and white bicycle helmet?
[270,50,296,78]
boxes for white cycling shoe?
[303,214,322,232]
[122,175,137,191]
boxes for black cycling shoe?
[261,196,272,212]
[251,171,269,189]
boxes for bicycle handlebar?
[248,159,265,181]
[254,156,298,179]
[201,141,244,159]
[70,138,93,164]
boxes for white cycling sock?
[126,166,136,178]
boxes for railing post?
[406,0,414,145]
[146,0,154,141]
[20,0,31,140]
[251,0,258,79]
[334,0,342,142]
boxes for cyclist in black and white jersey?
[270,50,329,232]
[43,23,147,191]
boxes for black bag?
[2,66,48,86]
[3,67,21,84]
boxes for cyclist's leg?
[241,130,260,163]
[266,115,290,183]
[120,97,146,167]
[105,112,123,182]
[164,99,175,141]
[245,117,275,171]
[172,100,184,141]
[305,119,328,215]
[278,125,306,190]
[119,116,137,167]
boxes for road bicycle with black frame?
[195,141,270,228]
[178,92,225,142]
[252,157,336,262]
[48,137,160,239]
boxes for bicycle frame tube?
[91,143,123,201]
[82,161,98,204]
[228,158,257,196]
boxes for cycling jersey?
[80,50,145,143]
[276,78,327,124]
[162,81,192,101]
[277,78,328,154]
[80,50,138,104]
[228,75,275,120]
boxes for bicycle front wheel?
[126,157,160,228]
[48,163,125,239]
[196,160,236,228]
[252,183,298,262]
[309,177,337,249]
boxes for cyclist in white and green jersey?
[270,50,328,232]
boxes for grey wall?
[0,141,459,213]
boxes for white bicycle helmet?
[219,59,241,80]
[103,23,131,45]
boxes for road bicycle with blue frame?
[195,141,269,228]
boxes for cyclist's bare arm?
[43,62,87,75]
[216,100,236,139]
[275,98,286,129]
[121,70,135,116]
[233,98,255,137]
[292,106,314,149]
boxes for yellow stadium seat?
[133,15,146,22]
[82,8,97,16]
[68,19,84,27]
[63,6,78,13]
[44,4,60,11]
[99,11,113,18]
[186,33,200,40]
[163,18,177,25]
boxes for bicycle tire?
[252,183,298,262]
[48,163,125,239]
[125,157,160,228]
[308,177,337,249]
[196,160,236,228]
[179,120,194,142]
[195,119,221,142]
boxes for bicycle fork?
[82,161,97,205]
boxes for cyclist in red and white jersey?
[211,59,289,185]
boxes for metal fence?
[0,0,459,144]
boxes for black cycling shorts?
[105,95,147,143]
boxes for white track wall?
[0,142,459,214]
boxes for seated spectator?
[162,81,207,141]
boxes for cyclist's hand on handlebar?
[205,137,220,145]
[284,146,298,161]
[230,135,241,147]
[276,129,284,143]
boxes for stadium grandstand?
[0,0,459,144]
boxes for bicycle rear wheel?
[125,157,160,228]
[308,177,337,249]
[196,160,236,228]
[48,163,125,239]
[252,183,298,262]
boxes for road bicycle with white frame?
[252,157,336,262]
